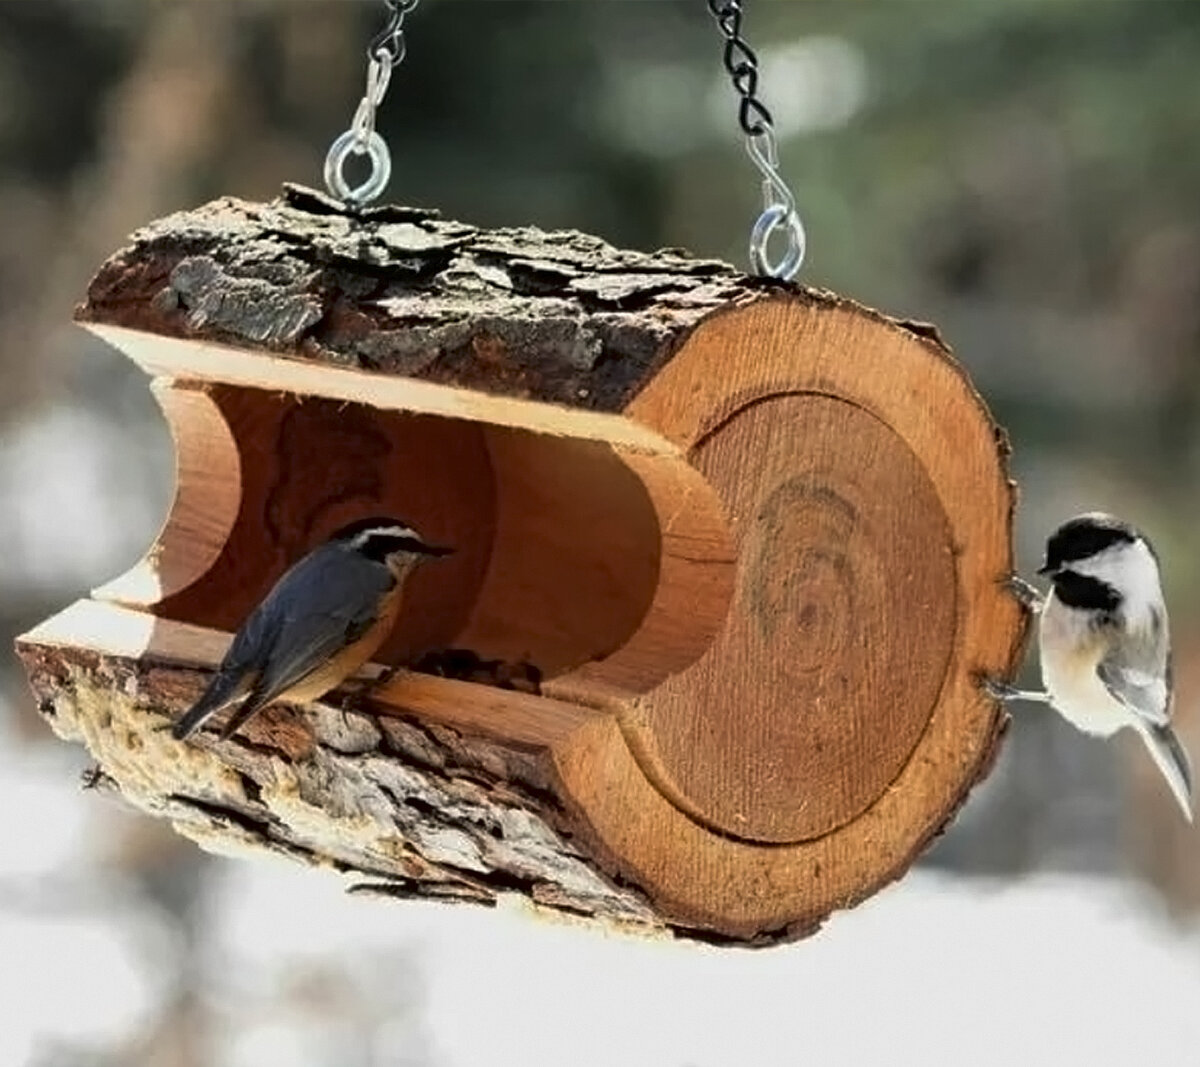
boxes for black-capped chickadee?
[985,512,1193,821]
[172,516,452,742]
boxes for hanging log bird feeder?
[16,185,1028,945]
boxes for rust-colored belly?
[280,588,401,704]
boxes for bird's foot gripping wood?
[1004,574,1044,613]
[977,674,1050,705]
[16,186,1030,945]
[335,663,402,704]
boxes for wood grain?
[95,382,238,606]
[16,188,1029,944]
[633,393,956,844]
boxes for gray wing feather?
[174,546,393,740]
[238,545,394,710]
[1096,605,1172,728]
[172,593,285,739]
[1141,722,1193,821]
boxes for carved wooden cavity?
[17,190,1027,944]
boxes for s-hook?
[323,0,805,279]
[707,0,806,280]
[324,0,419,206]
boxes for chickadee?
[985,512,1193,821]
[171,516,452,742]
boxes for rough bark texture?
[16,184,1029,946]
[21,634,669,936]
[79,183,781,412]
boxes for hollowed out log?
[16,185,1028,944]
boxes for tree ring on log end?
[24,191,1027,944]
[585,293,1023,936]
[653,392,957,843]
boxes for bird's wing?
[170,666,257,740]
[216,548,394,730]
[1135,721,1193,821]
[1096,608,1172,728]
[172,588,290,739]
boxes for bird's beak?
[422,544,455,557]
[1036,562,1053,576]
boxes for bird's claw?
[976,673,1020,703]
[1004,574,1044,612]
[975,673,1052,706]
[333,667,401,727]
[341,665,401,705]
[372,664,402,689]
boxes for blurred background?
[2,0,1199,1064]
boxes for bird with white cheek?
[985,512,1194,821]
[171,516,452,742]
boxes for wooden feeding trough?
[16,185,1028,945]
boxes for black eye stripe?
[387,535,432,554]
[327,517,448,559]
[358,533,416,556]
[1052,572,1121,613]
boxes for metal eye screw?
[746,127,806,280]
[324,128,392,207]
[708,0,807,280]
[323,0,419,207]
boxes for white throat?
[384,551,423,581]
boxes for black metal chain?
[706,0,773,138]
[329,0,804,269]
[370,0,420,67]
[706,0,805,278]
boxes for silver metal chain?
[707,0,806,280]
[323,0,803,279]
[324,0,420,206]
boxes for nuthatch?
[986,512,1194,821]
[172,516,452,741]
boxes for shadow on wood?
[16,186,1028,945]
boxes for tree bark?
[18,185,1029,945]
[78,182,768,412]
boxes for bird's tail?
[171,669,250,741]
[1135,721,1194,823]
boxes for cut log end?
[19,187,1030,946]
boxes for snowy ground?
[2,739,1197,1067]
